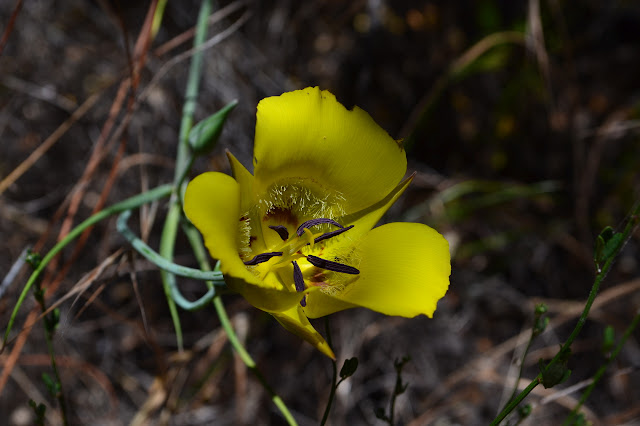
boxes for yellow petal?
[184,172,261,285]
[225,276,307,313]
[253,87,407,213]
[272,305,335,359]
[304,222,450,318]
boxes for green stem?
[118,210,225,283]
[213,296,298,426]
[117,210,224,311]
[492,256,613,425]
[158,0,212,350]
[159,201,184,350]
[2,184,172,348]
[491,377,541,426]
[179,217,297,425]
[175,0,211,185]
[34,280,68,425]
[500,324,538,413]
[491,203,640,425]
[320,317,337,426]
[562,309,640,425]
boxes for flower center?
[242,218,359,306]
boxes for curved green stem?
[118,210,224,283]
[179,210,298,424]
[2,184,172,349]
[117,209,224,310]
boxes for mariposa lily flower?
[184,87,450,359]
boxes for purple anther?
[296,218,343,236]
[243,252,283,265]
[300,294,307,307]
[314,225,354,244]
[269,225,289,240]
[292,260,305,292]
[306,255,360,275]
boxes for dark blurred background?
[1,1,639,425]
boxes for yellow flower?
[184,87,450,359]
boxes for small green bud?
[29,400,46,426]
[374,407,388,421]
[534,303,548,315]
[339,357,358,379]
[572,413,588,426]
[517,403,532,418]
[533,316,549,337]
[539,348,572,388]
[602,325,615,355]
[188,100,237,155]
[26,249,42,269]
[594,226,624,271]
[42,372,60,396]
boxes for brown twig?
[0,91,103,196]
[153,0,248,57]
[0,0,161,395]
[0,0,23,57]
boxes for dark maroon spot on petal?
[249,235,257,246]
[269,225,289,241]
[264,207,298,227]
[309,271,328,283]
[292,260,305,292]
[243,252,283,265]
[296,218,343,236]
[239,215,248,221]
[313,225,354,244]
[306,255,360,275]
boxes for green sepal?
[188,100,238,155]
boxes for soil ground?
[1,1,639,425]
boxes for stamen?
[306,254,360,275]
[313,225,354,244]
[243,252,283,265]
[296,218,343,236]
[269,225,289,240]
[292,260,305,292]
